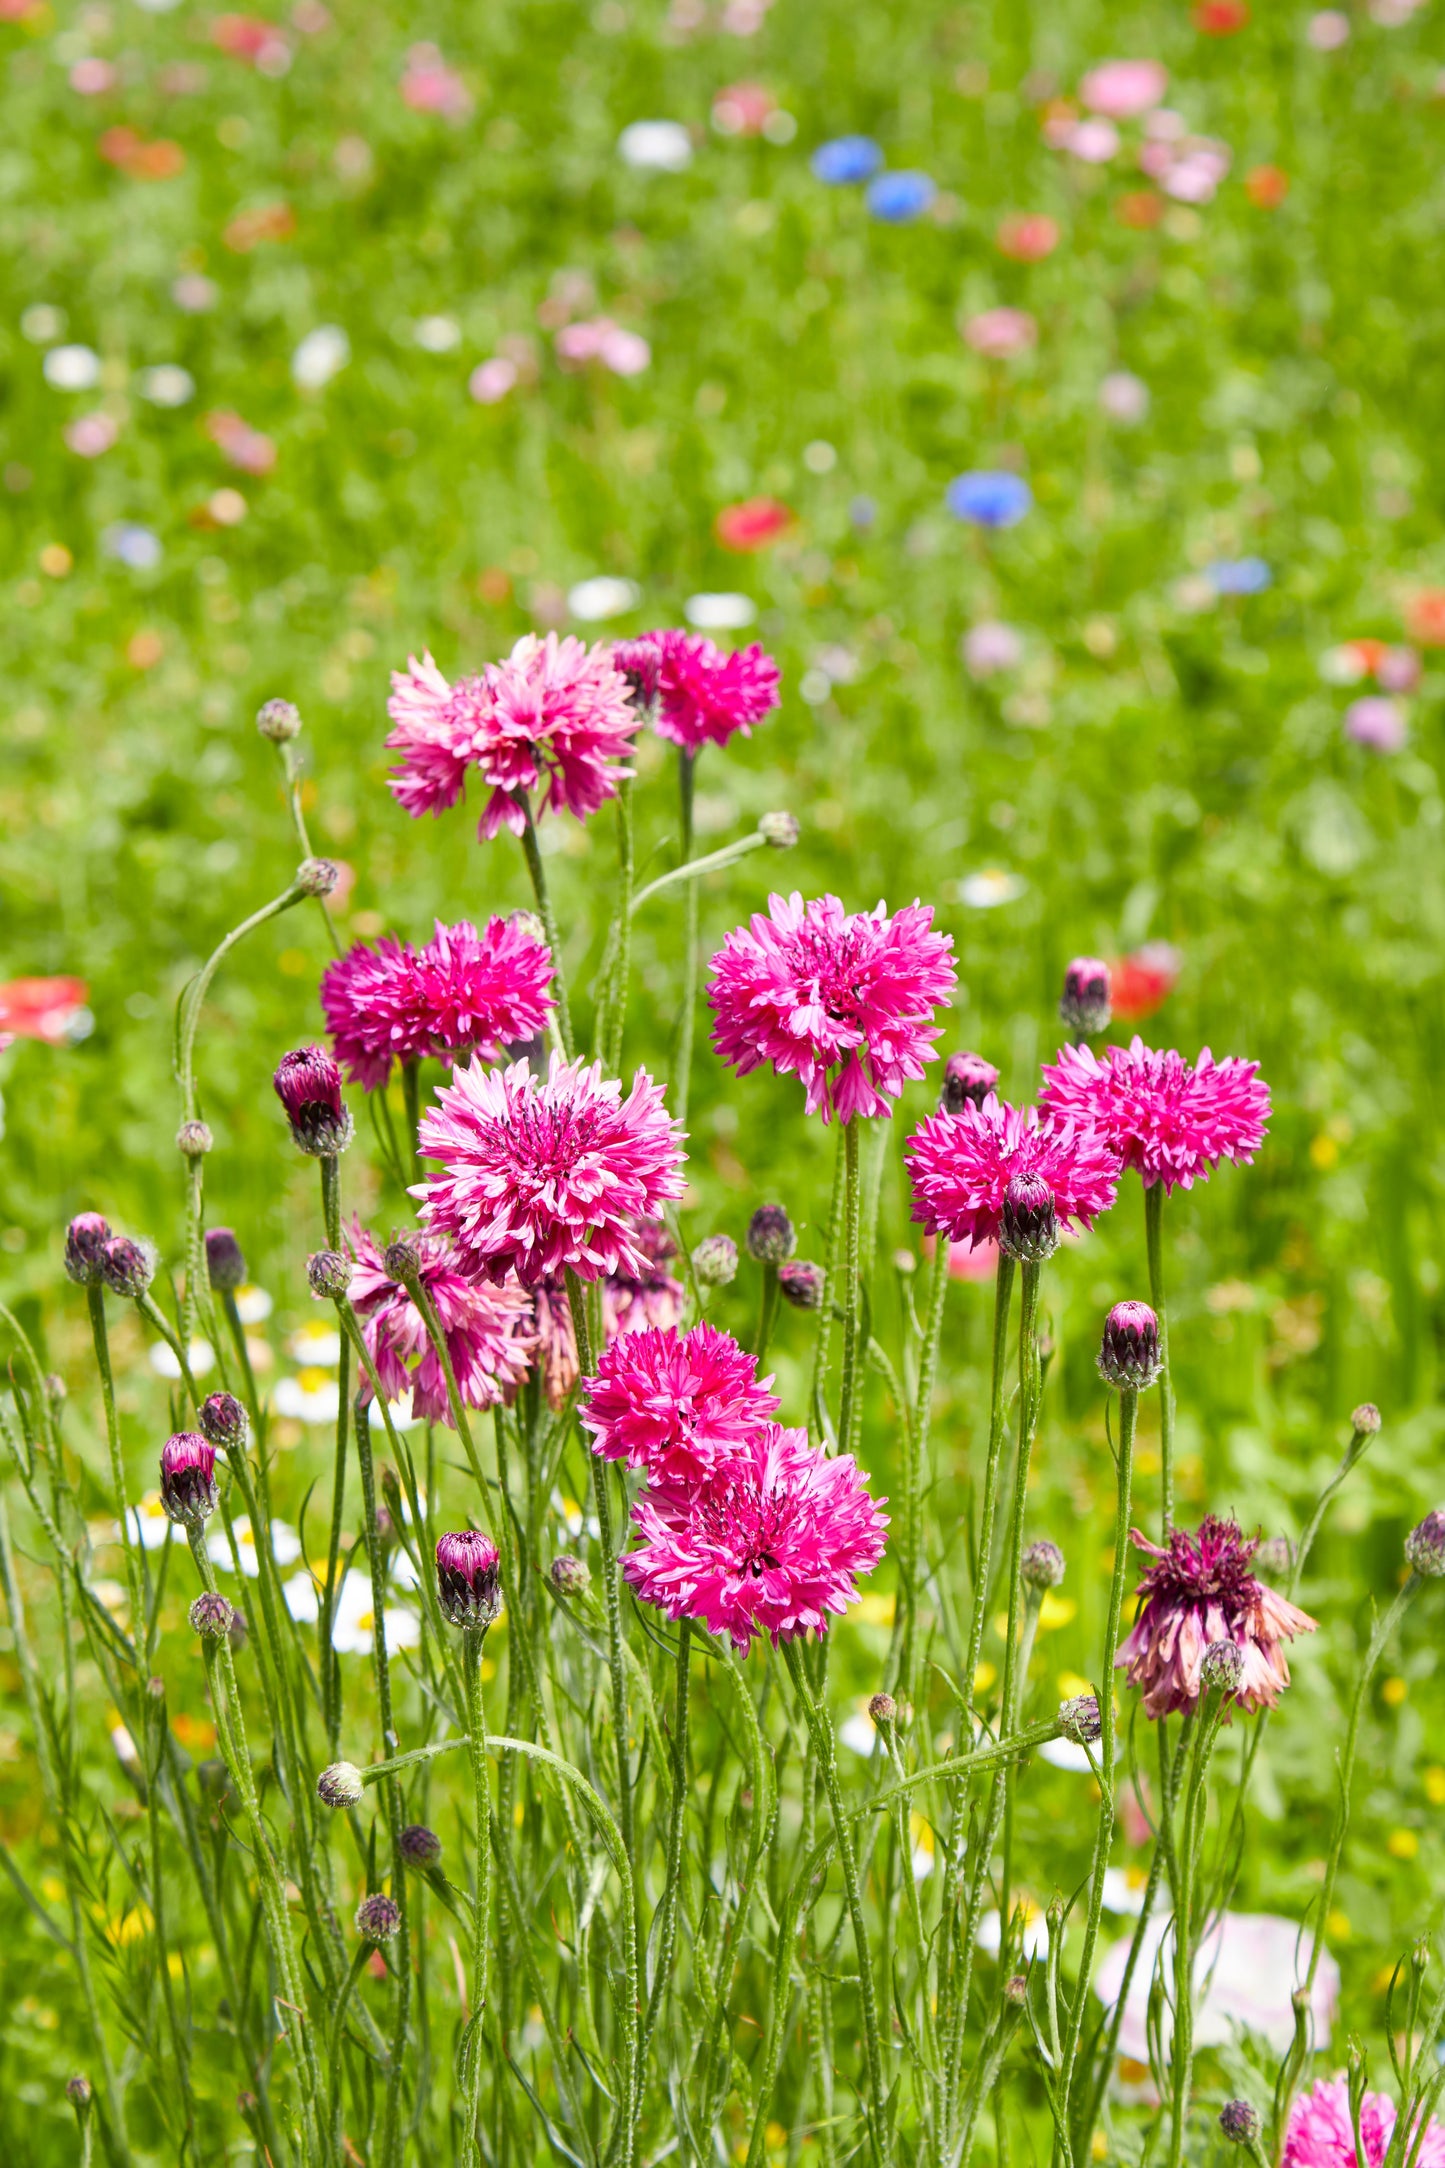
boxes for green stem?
[672,748,699,1129]
[460,1629,494,2157]
[85,1287,148,1669]
[628,825,770,916]
[605,777,634,1073]
[837,1117,865,1456]
[1166,1686,1232,2168]
[1144,1181,1174,1534]
[400,1063,421,1195]
[517,793,573,1059]
[641,1619,691,2054]
[963,1252,1017,1697]
[901,1239,949,1704]
[998,1258,1044,1961]
[754,1262,781,1368]
[566,1271,634,1866]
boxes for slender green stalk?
[517,792,574,1058]
[809,1130,847,1446]
[1143,1181,1174,1534]
[629,823,771,916]
[837,1118,866,1456]
[604,776,634,1073]
[963,1251,1017,1697]
[672,748,699,1128]
[754,1260,781,1368]
[328,1941,370,2165]
[997,1258,1044,1971]
[320,1337,352,1754]
[1166,1680,1233,2168]
[642,1619,691,2054]
[460,1628,494,2157]
[84,1287,148,1668]
[400,1062,422,1193]
[566,1269,634,1863]
[901,1239,949,1703]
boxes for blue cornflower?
[810,136,883,185]
[946,471,1033,530]
[866,170,936,222]
[1205,557,1272,595]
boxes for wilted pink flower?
[582,1321,778,1481]
[907,1094,1120,1253]
[416,1052,686,1287]
[1117,1516,1316,1718]
[401,42,471,120]
[1284,2080,1445,2168]
[708,891,957,1124]
[1080,58,1168,118]
[623,1423,888,1651]
[963,307,1037,358]
[386,636,639,839]
[627,628,782,752]
[347,1222,532,1424]
[1344,696,1407,753]
[1039,1036,1270,1194]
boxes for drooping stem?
[460,1627,494,2157]
[516,792,574,1058]
[641,1619,691,2054]
[837,1117,866,1456]
[901,1238,950,1703]
[1144,1180,1174,1535]
[672,748,699,1129]
[629,823,771,915]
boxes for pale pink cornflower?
[386,635,639,840]
[416,1053,686,1286]
[1344,696,1407,753]
[708,891,957,1124]
[530,1219,686,1409]
[1039,1036,1270,1194]
[1284,2080,1445,2168]
[1117,1516,1316,1720]
[321,917,553,1088]
[622,628,781,753]
[1079,58,1168,118]
[906,1094,1120,1253]
[963,307,1037,359]
[623,1423,888,1651]
[347,1223,532,1424]
[401,43,471,120]
[582,1321,778,1481]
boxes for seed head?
[1000,1171,1058,1264]
[746,1204,797,1265]
[1406,1510,1445,1579]
[159,1433,218,1525]
[1200,1640,1245,1695]
[1059,956,1111,1038]
[205,1227,247,1293]
[190,1591,235,1640]
[1022,1540,1066,1591]
[297,856,340,898]
[308,1249,353,1300]
[549,1554,589,1595]
[1352,1402,1382,1437]
[1098,1300,1162,1389]
[868,1692,898,1726]
[399,1823,441,1867]
[64,1212,111,1286]
[1058,1693,1101,1745]
[1219,2101,1260,2146]
[942,1051,1000,1115]
[354,1892,401,1943]
[256,697,302,742]
[436,1529,503,1629]
[778,1259,826,1311]
[317,1761,365,1810]
[693,1234,738,1287]
[199,1391,248,1450]
[101,1235,157,1299]
[758,810,799,848]
[176,1119,213,1158]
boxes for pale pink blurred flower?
[1140,134,1232,203]
[401,43,471,121]
[347,1223,533,1424]
[205,410,276,475]
[1098,370,1150,422]
[1144,108,1189,141]
[1376,646,1420,692]
[470,358,519,405]
[173,273,218,312]
[963,622,1024,677]
[1307,9,1351,47]
[1064,117,1120,162]
[555,318,651,377]
[64,413,118,457]
[1079,58,1168,118]
[1284,2079,1445,2168]
[711,81,774,134]
[70,57,117,93]
[599,325,650,376]
[962,306,1037,359]
[1344,697,1408,753]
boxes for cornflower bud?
[1097,1300,1162,1390]
[199,1391,248,1449]
[509,908,547,944]
[550,1554,589,1595]
[297,857,340,898]
[942,1052,1000,1114]
[1021,1540,1065,1591]
[746,1205,796,1265]
[66,2076,92,2112]
[176,1119,213,1158]
[868,1692,897,1726]
[160,1433,218,1525]
[1003,1974,1029,2005]
[308,1249,353,1300]
[228,1607,249,1654]
[1253,1536,1293,1580]
[383,1236,421,1283]
[758,810,799,848]
[693,1234,738,1287]
[273,1045,353,1158]
[1200,1640,1245,1695]
[1219,2102,1260,2146]
[1405,1510,1445,1578]
[64,1213,111,1285]
[1059,956,1111,1038]
[101,1235,157,1299]
[1058,1693,1101,1745]
[317,1761,364,1810]
[354,1892,401,1943]
[256,697,302,742]
[45,1374,66,1408]
[205,1227,247,1292]
[399,1823,441,1867]
[436,1530,502,1629]
[1000,1171,1058,1264]
[190,1591,235,1640]
[1352,1403,1382,1436]
[779,1260,826,1311]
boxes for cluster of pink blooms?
[1283,2080,1445,2168]
[554,318,651,377]
[707,891,957,1124]
[347,1222,534,1423]
[1116,1516,1316,1718]
[320,915,555,1089]
[1040,1038,1270,1193]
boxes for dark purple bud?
[549,1554,589,1595]
[355,1892,401,1942]
[1098,1300,1162,1390]
[435,1529,502,1629]
[205,1227,247,1293]
[64,1213,111,1286]
[778,1259,826,1311]
[198,1392,248,1450]
[1003,1974,1029,2005]
[746,1204,796,1265]
[1219,2102,1260,2146]
[1058,1693,1101,1745]
[296,857,339,898]
[868,1692,897,1726]
[176,1119,213,1158]
[160,1433,218,1525]
[942,1051,999,1115]
[65,2076,91,2112]
[1059,956,1111,1038]
[1406,1510,1445,1579]
[1021,1539,1065,1591]
[101,1236,156,1299]
[399,1823,441,1867]
[273,1045,353,1158]
[190,1591,234,1640]
[999,1171,1058,1264]
[308,1249,353,1299]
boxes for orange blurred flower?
[1246,164,1289,208]
[1405,589,1445,647]
[98,127,186,178]
[223,202,297,252]
[1115,190,1164,229]
[1195,0,1249,28]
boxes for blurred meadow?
[4,0,1445,2155]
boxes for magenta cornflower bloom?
[435,1529,502,1628]
[321,917,555,1090]
[531,1221,685,1408]
[582,1322,779,1482]
[1039,1036,1271,1195]
[387,636,639,841]
[906,1094,1120,1254]
[611,636,663,705]
[347,1223,532,1424]
[160,1433,219,1525]
[1116,1516,1316,1719]
[415,1053,686,1287]
[1284,2080,1445,2168]
[647,629,781,753]
[273,1045,353,1156]
[623,1423,888,1651]
[708,891,957,1124]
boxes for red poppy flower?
[1115,190,1164,229]
[1108,945,1181,1024]
[1406,590,1445,647]
[1194,0,1249,30]
[996,212,1059,262]
[1245,164,1289,208]
[714,498,794,552]
[0,977,89,1050]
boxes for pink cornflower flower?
[623,1423,888,1651]
[1039,1036,1270,1194]
[320,935,426,1090]
[1116,1516,1316,1719]
[346,1223,532,1425]
[386,636,639,840]
[415,1052,686,1287]
[323,917,553,1089]
[582,1321,778,1481]
[1284,2080,1445,2168]
[532,1219,686,1408]
[906,1094,1120,1254]
[639,629,782,753]
[708,891,957,1124]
